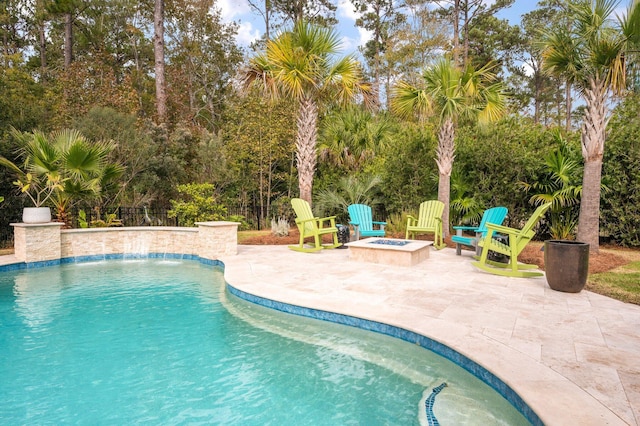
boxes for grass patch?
[238,230,271,244]
[587,261,640,304]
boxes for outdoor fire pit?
[345,237,431,266]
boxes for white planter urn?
[22,207,52,224]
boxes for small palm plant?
[450,169,484,226]
[0,129,65,208]
[0,128,124,224]
[521,132,582,240]
[314,174,384,223]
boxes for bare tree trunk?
[435,118,455,237]
[64,13,73,68]
[533,70,541,124]
[565,81,572,132]
[576,79,607,252]
[154,0,167,122]
[296,97,318,204]
[39,24,47,74]
[247,0,272,41]
[452,0,460,66]
[462,1,469,67]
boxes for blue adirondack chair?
[347,204,386,240]
[451,206,508,255]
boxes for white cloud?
[214,0,261,47]
[337,0,358,21]
[236,21,261,46]
[337,0,372,49]
[216,0,251,21]
[357,27,373,46]
[340,36,358,53]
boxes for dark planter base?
[544,240,589,293]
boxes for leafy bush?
[269,196,295,223]
[168,183,227,227]
[454,117,557,227]
[227,214,251,231]
[602,94,640,246]
[383,212,411,236]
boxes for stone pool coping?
[220,245,640,426]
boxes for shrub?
[602,94,640,246]
[271,217,290,236]
[168,183,227,227]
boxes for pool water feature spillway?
[345,237,431,266]
[10,221,239,265]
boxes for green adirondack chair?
[471,203,552,278]
[405,200,446,249]
[289,198,341,253]
[347,204,386,240]
[451,206,508,255]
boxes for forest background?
[0,0,639,249]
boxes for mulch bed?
[242,230,628,274]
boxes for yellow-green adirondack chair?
[289,198,341,253]
[471,202,552,278]
[405,200,446,249]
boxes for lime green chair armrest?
[295,216,318,225]
[484,223,520,236]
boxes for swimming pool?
[0,259,530,424]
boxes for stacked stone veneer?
[11,221,239,264]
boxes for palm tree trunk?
[436,118,455,237]
[296,96,318,204]
[576,79,606,252]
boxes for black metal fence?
[72,207,179,228]
[0,204,265,248]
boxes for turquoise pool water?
[0,259,529,425]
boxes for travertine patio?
[220,245,640,426]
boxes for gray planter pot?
[22,207,52,224]
[544,240,590,293]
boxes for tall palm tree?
[541,0,640,252]
[241,21,373,204]
[391,58,506,236]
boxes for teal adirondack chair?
[471,203,552,278]
[289,198,341,253]
[451,206,508,255]
[405,200,446,249]
[347,204,386,240]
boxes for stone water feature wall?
[11,221,239,264]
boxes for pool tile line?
[226,282,543,426]
[0,253,223,271]
[425,382,447,426]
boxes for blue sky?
[217,0,538,53]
